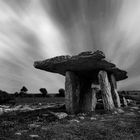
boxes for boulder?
[54,112,68,119]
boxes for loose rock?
[90,117,97,120]
[54,112,68,119]
[117,108,124,113]
[15,132,22,136]
[29,124,40,129]
[131,106,139,110]
[29,134,39,138]
[79,116,85,120]
[70,119,80,123]
[124,112,136,116]
[41,126,49,131]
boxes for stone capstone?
[34,50,127,82]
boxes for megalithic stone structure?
[34,50,128,114]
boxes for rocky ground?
[0,103,140,140]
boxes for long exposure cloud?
[0,0,140,92]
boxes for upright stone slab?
[65,71,80,114]
[78,79,91,112]
[109,74,121,108]
[91,85,97,111]
[122,97,128,107]
[79,81,97,112]
[98,71,115,111]
[119,94,128,107]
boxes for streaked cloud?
[0,0,140,92]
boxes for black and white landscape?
[0,1,140,140]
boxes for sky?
[0,0,140,93]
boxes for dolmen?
[34,50,128,114]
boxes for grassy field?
[0,97,140,140]
[14,97,65,105]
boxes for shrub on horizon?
[39,88,49,97]
[0,90,14,104]
[19,86,28,97]
[58,88,65,97]
[20,86,28,93]
[14,92,19,97]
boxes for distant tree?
[14,92,19,97]
[58,88,65,97]
[20,86,28,93]
[39,88,48,97]
[19,86,28,97]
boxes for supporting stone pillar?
[91,89,97,111]
[65,71,80,114]
[80,84,97,112]
[109,74,121,108]
[98,71,115,111]
[91,84,97,111]
[79,79,91,112]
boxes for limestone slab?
[34,50,127,81]
[98,71,115,111]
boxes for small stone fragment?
[38,103,42,106]
[54,112,68,119]
[79,116,85,120]
[78,113,86,116]
[131,106,139,110]
[90,117,97,120]
[42,114,49,117]
[124,112,136,116]
[69,114,75,117]
[113,111,118,114]
[20,130,28,133]
[41,126,49,131]
[117,108,124,113]
[70,119,80,123]
[100,118,106,121]
[29,124,40,129]
[29,134,39,138]
[118,121,127,127]
[15,132,22,135]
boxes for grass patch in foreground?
[0,102,140,140]
[0,111,140,140]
